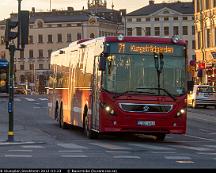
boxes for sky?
[0,0,192,20]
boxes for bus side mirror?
[99,56,106,71]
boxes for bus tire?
[84,116,98,139]
[155,134,166,141]
[59,103,67,129]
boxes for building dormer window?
[37,21,43,28]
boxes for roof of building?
[127,1,194,16]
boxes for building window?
[173,17,178,20]
[214,0,216,7]
[183,17,188,20]
[39,64,43,70]
[145,27,151,36]
[164,27,169,36]
[127,18,132,22]
[136,18,141,22]
[154,27,160,36]
[20,75,25,83]
[20,50,24,59]
[77,33,81,40]
[29,35,33,44]
[173,26,179,35]
[146,18,150,21]
[39,49,43,58]
[67,33,72,42]
[192,26,195,35]
[20,64,24,70]
[197,32,201,49]
[164,17,169,21]
[57,34,62,43]
[47,24,52,28]
[38,35,43,43]
[37,21,43,28]
[29,50,33,59]
[67,24,72,27]
[183,26,188,35]
[127,28,132,36]
[206,29,210,48]
[57,24,62,27]
[48,49,52,58]
[136,27,142,36]
[48,34,53,43]
[29,64,34,70]
[205,0,210,9]
[192,40,195,49]
[154,17,159,21]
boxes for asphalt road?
[0,95,216,169]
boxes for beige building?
[0,0,124,93]
[194,0,216,85]
[124,0,195,80]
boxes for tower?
[88,0,107,9]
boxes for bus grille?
[119,103,173,113]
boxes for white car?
[187,85,216,109]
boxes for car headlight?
[104,105,115,115]
[176,108,186,117]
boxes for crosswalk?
[1,141,215,162]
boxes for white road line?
[113,155,141,159]
[203,145,216,149]
[129,143,175,150]
[165,156,192,160]
[151,151,176,154]
[38,98,48,101]
[14,98,21,102]
[33,107,47,109]
[5,154,32,158]
[168,145,214,152]
[58,150,83,153]
[105,151,130,154]
[176,160,194,164]
[185,134,216,141]
[24,98,35,102]
[21,145,45,149]
[60,154,87,158]
[57,143,87,149]
[90,143,130,150]
[197,152,216,155]
[8,150,32,152]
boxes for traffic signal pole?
[7,43,16,142]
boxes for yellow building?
[194,0,216,85]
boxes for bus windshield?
[102,51,186,97]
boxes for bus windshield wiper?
[113,90,156,99]
[136,87,176,101]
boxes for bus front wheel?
[84,116,98,139]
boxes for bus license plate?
[137,121,155,126]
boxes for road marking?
[14,98,21,102]
[38,98,48,101]
[209,132,216,135]
[203,145,216,149]
[21,145,45,149]
[33,107,47,109]
[105,150,130,154]
[169,145,214,151]
[58,150,83,153]
[151,151,176,154]
[60,154,87,158]
[8,150,32,152]
[197,152,216,155]
[113,155,141,159]
[165,156,192,160]
[90,143,130,150]
[176,160,194,164]
[57,143,87,149]
[24,98,35,102]
[199,129,210,132]
[185,134,216,141]
[5,154,32,158]
[129,143,175,150]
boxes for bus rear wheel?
[155,134,166,141]
[59,104,67,129]
[84,116,98,139]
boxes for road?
[0,95,216,169]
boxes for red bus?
[48,36,188,141]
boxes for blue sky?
[0,0,192,20]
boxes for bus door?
[91,56,102,130]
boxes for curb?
[0,141,45,146]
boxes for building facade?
[0,0,124,93]
[194,0,216,85]
[125,0,195,80]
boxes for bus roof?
[104,36,187,46]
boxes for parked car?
[187,85,216,109]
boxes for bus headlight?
[176,108,186,117]
[105,106,115,115]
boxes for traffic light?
[19,10,29,49]
[4,19,18,46]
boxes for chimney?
[149,0,154,5]
[67,7,74,11]
[32,7,35,13]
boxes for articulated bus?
[0,59,9,97]
[48,36,188,141]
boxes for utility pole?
[5,0,29,142]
